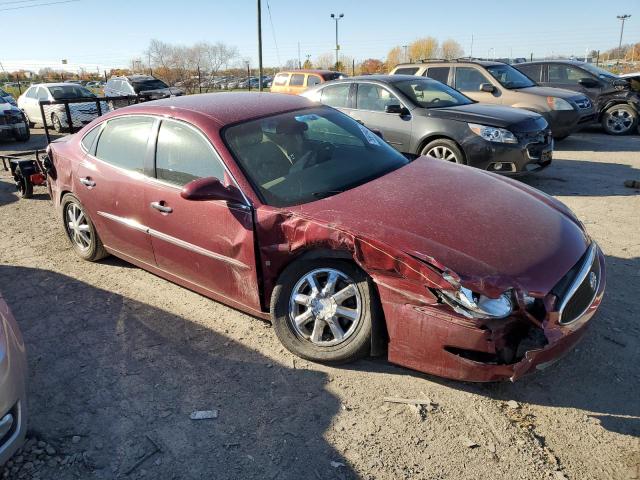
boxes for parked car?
[270,69,347,95]
[514,60,640,135]
[390,60,595,139]
[0,88,17,106]
[0,292,28,465]
[18,83,108,133]
[45,93,605,382]
[104,75,184,101]
[303,75,553,174]
[0,99,30,142]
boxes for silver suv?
[390,60,595,139]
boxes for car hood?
[424,103,548,131]
[292,157,588,296]
[514,85,586,100]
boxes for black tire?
[601,104,638,135]
[15,172,33,199]
[270,259,376,364]
[60,194,109,262]
[420,138,466,164]
[51,113,64,133]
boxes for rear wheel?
[271,259,375,364]
[61,194,108,261]
[601,104,637,135]
[14,172,33,199]
[421,138,465,164]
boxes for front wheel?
[601,104,638,135]
[271,259,376,364]
[61,194,109,261]
[421,138,465,164]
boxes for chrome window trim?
[557,242,599,325]
[97,211,250,270]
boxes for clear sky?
[1,0,639,73]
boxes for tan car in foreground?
[390,60,595,139]
[270,69,346,95]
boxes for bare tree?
[409,37,439,62]
[315,52,335,70]
[441,39,464,60]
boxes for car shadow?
[0,265,356,480]
[348,253,640,438]
[520,158,639,197]
[556,129,640,153]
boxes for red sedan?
[46,93,605,382]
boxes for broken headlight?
[439,286,513,319]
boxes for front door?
[143,118,261,310]
[75,115,157,265]
[348,83,412,152]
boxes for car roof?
[518,60,587,66]
[276,69,339,75]
[32,83,82,88]
[114,92,315,126]
[394,59,505,68]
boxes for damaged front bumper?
[383,244,606,382]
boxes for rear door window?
[393,67,419,75]
[95,116,155,172]
[306,75,321,87]
[155,120,225,186]
[455,67,491,91]
[319,84,351,108]
[289,74,305,87]
[424,67,450,84]
[548,65,589,85]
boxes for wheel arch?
[599,100,637,121]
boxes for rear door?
[143,118,261,310]
[348,82,412,152]
[75,115,157,265]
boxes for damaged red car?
[46,93,605,382]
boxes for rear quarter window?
[95,116,155,172]
[81,125,102,153]
[273,73,290,86]
[320,84,351,108]
[424,67,450,84]
[393,67,419,75]
[307,75,321,87]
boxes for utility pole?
[330,13,344,71]
[616,14,631,64]
[402,45,408,63]
[257,0,263,91]
[470,35,473,58]
[298,42,301,69]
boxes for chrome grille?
[553,243,600,324]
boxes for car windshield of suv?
[486,65,536,89]
[224,106,409,207]
[580,63,617,80]
[48,85,96,100]
[394,78,473,108]
[131,79,168,93]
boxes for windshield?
[394,78,473,108]
[224,106,408,207]
[48,85,96,100]
[131,79,168,92]
[580,63,617,80]
[486,64,536,89]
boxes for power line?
[265,0,280,67]
[0,0,80,11]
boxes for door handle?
[150,201,173,214]
[79,177,96,187]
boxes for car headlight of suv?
[468,123,518,144]
[439,286,513,319]
[546,97,574,111]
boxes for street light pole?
[616,14,631,64]
[330,13,344,71]
[257,0,263,91]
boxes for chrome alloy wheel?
[289,268,362,347]
[426,145,458,162]
[606,108,634,133]
[65,203,91,252]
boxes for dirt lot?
[0,129,638,480]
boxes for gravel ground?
[0,129,638,480]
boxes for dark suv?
[391,60,595,139]
[104,75,184,101]
[515,60,640,135]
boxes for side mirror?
[479,83,496,93]
[578,78,600,88]
[181,177,245,204]
[385,104,404,114]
